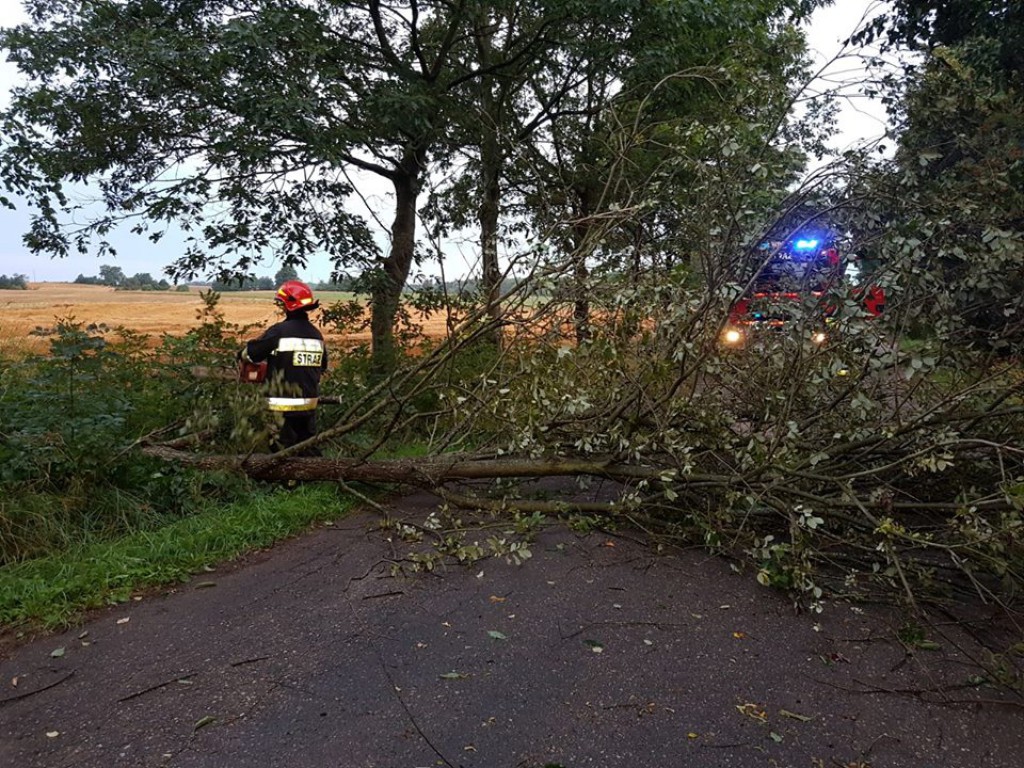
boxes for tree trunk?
[479,123,504,345]
[140,445,668,486]
[572,188,594,344]
[371,148,425,376]
[474,14,505,347]
[573,253,590,344]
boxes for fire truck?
[720,234,884,349]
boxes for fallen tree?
[144,303,1024,617]
[129,142,1024,624]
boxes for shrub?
[0,305,259,564]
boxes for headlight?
[722,328,744,346]
[811,331,827,345]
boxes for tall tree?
[99,264,126,287]
[854,0,1024,351]
[0,1,486,373]
[274,263,300,286]
[460,0,560,341]
[423,0,629,342]
[513,1,818,340]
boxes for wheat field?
[0,283,450,355]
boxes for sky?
[0,1,894,284]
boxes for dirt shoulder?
[2,491,1022,767]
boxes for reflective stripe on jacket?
[276,337,323,352]
[267,396,319,412]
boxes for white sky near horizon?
[0,1,894,284]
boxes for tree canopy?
[1,0,822,370]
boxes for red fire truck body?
[721,236,883,348]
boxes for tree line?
[0,273,28,290]
[74,264,177,290]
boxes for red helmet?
[275,280,318,312]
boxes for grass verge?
[0,483,356,634]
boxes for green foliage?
[0,292,267,564]
[314,304,504,455]
[0,0,819,376]
[154,290,283,454]
[99,264,126,287]
[391,224,1024,612]
[852,1,1024,354]
[0,3,380,277]
[0,285,367,631]
[860,1,1024,83]
[0,485,354,630]
[380,504,538,576]
[1,320,151,492]
[116,272,171,290]
[3,0,1019,628]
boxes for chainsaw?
[238,360,268,383]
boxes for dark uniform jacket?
[241,311,327,412]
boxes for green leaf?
[439,671,468,680]
[487,630,507,641]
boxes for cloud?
[802,1,894,152]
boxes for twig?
[884,542,921,615]
[372,638,456,768]
[338,478,393,515]
[434,485,620,515]
[342,559,393,592]
[118,672,196,703]
[0,670,75,705]
[229,656,270,667]
[804,674,1024,709]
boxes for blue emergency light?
[793,238,819,251]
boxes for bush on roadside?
[0,296,265,564]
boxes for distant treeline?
[208,265,314,292]
[206,273,489,295]
[0,273,29,290]
[66,265,523,299]
[206,275,277,292]
[403,277,524,297]
[74,265,181,291]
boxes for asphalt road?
[1,491,1021,767]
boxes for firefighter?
[239,280,328,453]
